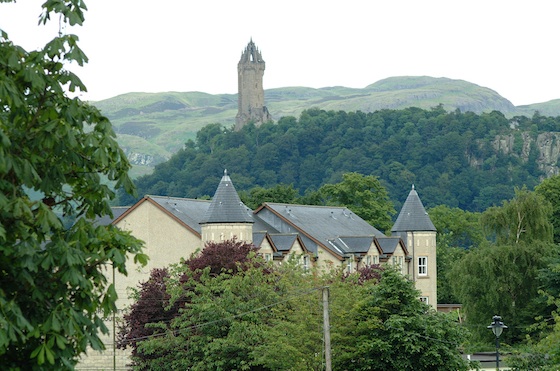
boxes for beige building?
[77,171,437,369]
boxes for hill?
[117,106,560,213]
[92,76,555,177]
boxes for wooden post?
[323,286,332,371]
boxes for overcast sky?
[1,0,559,105]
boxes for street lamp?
[487,315,507,370]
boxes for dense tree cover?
[535,175,560,244]
[0,1,146,369]
[450,188,558,343]
[119,106,556,212]
[120,241,470,370]
[427,205,483,303]
[334,269,471,371]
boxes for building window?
[302,255,310,272]
[418,256,428,276]
[366,255,371,265]
[264,253,272,262]
[420,296,429,304]
[346,259,352,273]
[398,256,404,273]
[372,255,377,264]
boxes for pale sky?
[1,0,559,106]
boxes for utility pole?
[323,286,332,371]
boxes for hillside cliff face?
[493,131,560,177]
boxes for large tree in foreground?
[451,188,556,343]
[0,1,146,369]
[333,268,471,371]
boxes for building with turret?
[76,172,437,369]
[392,185,437,304]
[235,40,272,130]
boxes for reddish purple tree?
[117,268,180,356]
[343,264,384,285]
[185,239,262,278]
[118,239,262,358]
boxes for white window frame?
[420,296,429,304]
[418,256,428,276]
[346,258,352,273]
[302,255,310,272]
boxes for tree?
[428,205,483,303]
[452,241,556,342]
[451,189,556,343]
[535,175,560,244]
[333,268,471,371]
[0,1,146,368]
[481,187,553,245]
[119,239,263,367]
[316,172,396,233]
[239,184,300,210]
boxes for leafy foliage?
[333,268,471,371]
[120,107,549,213]
[481,187,553,245]
[535,175,560,244]
[118,239,263,367]
[122,250,468,370]
[316,172,396,233]
[0,1,146,368]
[428,205,483,303]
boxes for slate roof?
[200,170,254,224]
[327,236,375,255]
[94,206,129,226]
[149,196,211,234]
[377,237,407,255]
[391,186,436,232]
[269,234,299,252]
[261,203,385,246]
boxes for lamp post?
[487,315,507,370]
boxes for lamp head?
[487,315,508,338]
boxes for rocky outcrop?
[492,131,560,177]
[124,151,168,167]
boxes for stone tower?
[391,185,437,307]
[235,39,272,130]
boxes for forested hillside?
[95,76,560,177]
[118,106,560,211]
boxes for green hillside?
[93,76,554,176]
[117,106,560,213]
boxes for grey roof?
[94,206,129,226]
[269,234,299,252]
[391,186,436,232]
[252,232,267,247]
[376,237,403,255]
[328,236,375,255]
[150,196,211,234]
[263,203,385,246]
[200,170,254,224]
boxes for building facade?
[77,171,437,369]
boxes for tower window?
[418,256,428,276]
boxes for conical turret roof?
[200,170,254,224]
[391,185,436,232]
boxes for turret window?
[418,256,428,276]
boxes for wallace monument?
[235,39,273,130]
